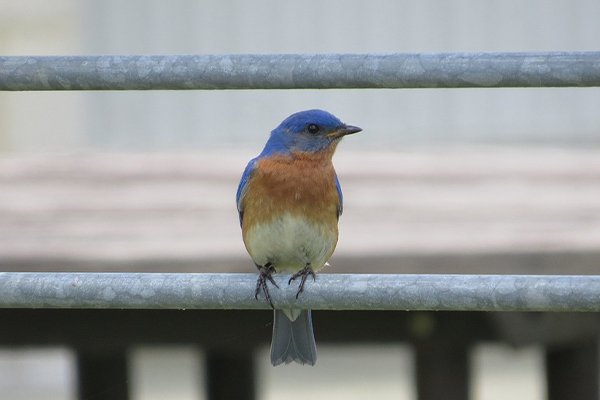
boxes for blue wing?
[236,157,258,226]
[335,174,343,219]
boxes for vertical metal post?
[76,349,129,400]
[205,351,256,400]
[416,342,470,400]
[546,338,600,400]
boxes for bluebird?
[236,109,361,366]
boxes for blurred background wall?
[1,0,599,153]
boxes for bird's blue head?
[260,109,362,156]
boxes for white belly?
[244,213,336,272]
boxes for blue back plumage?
[236,158,257,224]
[334,175,343,217]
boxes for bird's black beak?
[329,124,362,138]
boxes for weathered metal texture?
[1,52,599,90]
[0,272,598,311]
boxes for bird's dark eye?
[307,124,320,134]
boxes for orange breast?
[241,151,340,241]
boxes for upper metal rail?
[0,272,598,312]
[1,52,600,91]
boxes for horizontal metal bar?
[1,52,600,91]
[0,272,598,311]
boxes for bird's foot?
[255,262,278,308]
[288,264,316,299]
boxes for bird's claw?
[255,262,278,308]
[288,264,316,299]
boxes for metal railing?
[1,52,600,90]
[0,272,599,311]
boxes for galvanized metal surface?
[0,272,598,311]
[1,52,600,90]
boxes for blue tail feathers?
[270,309,317,366]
